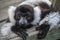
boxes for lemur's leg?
[36,23,50,39]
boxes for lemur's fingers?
[19,29,28,36]
[17,29,28,40]
[20,31,28,40]
[15,31,27,40]
[11,26,28,40]
[22,35,27,40]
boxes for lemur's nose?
[19,17,27,25]
[21,20,26,25]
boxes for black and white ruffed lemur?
[1,0,60,40]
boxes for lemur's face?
[14,5,34,26]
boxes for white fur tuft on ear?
[8,6,16,24]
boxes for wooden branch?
[28,31,39,36]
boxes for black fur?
[11,5,34,40]
[11,24,28,40]
[14,5,34,23]
[14,5,34,29]
[39,2,51,20]
[35,3,51,39]
[11,20,33,40]
[36,23,50,39]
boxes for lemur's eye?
[27,16,32,20]
[15,15,20,20]
[17,16,20,19]
[27,17,31,19]
[15,12,21,20]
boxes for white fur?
[39,16,48,25]
[39,12,60,31]
[48,12,60,30]
[8,6,16,24]
[18,0,51,7]
[31,6,41,25]
[1,23,14,36]
[1,23,21,40]
[18,0,37,7]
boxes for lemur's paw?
[21,33,28,40]
[37,32,46,39]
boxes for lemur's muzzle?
[19,17,27,26]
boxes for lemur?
[1,0,60,40]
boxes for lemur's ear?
[8,6,16,24]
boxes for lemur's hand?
[11,25,28,40]
[36,24,50,39]
[18,29,28,40]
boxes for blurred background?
[0,0,60,40]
